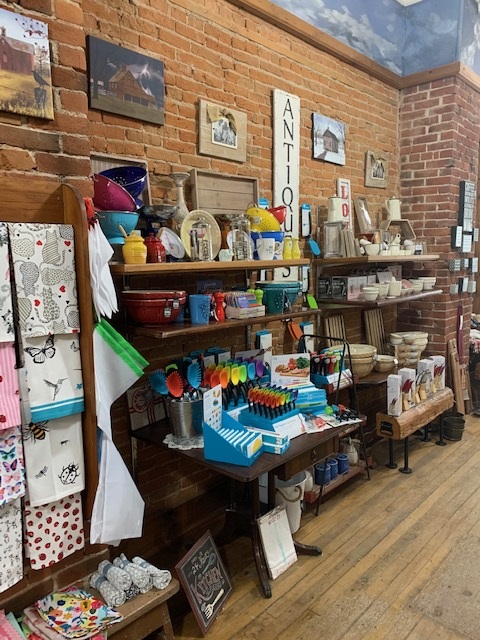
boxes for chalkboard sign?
[175,530,232,635]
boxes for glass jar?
[230,213,253,261]
[122,231,147,264]
[190,221,213,261]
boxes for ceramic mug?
[327,196,343,222]
[385,197,402,220]
[189,294,211,324]
[256,237,276,260]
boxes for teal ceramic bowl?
[97,210,140,245]
[255,281,301,313]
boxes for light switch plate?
[450,283,459,294]
[470,257,479,273]
[468,281,477,293]
[451,226,463,249]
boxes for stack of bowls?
[409,279,424,294]
[418,276,436,290]
[362,285,379,302]
[100,166,148,199]
[347,344,377,378]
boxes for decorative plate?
[159,227,186,259]
[180,209,222,259]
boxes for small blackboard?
[175,530,232,635]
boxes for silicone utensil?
[255,359,264,377]
[210,370,221,387]
[187,361,202,390]
[239,363,247,384]
[230,365,240,386]
[166,370,184,398]
[219,368,230,389]
[247,361,256,381]
[149,369,168,395]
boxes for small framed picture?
[365,150,388,188]
[354,197,374,234]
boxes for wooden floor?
[172,414,480,640]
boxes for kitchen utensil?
[97,211,140,245]
[180,210,221,259]
[99,166,147,198]
[93,174,137,212]
[268,205,287,224]
[166,370,184,398]
[246,205,281,232]
[149,369,168,395]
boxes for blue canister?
[314,462,331,485]
[336,453,349,474]
[328,457,338,480]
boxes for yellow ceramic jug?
[122,232,147,264]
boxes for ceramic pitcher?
[328,196,343,222]
[385,197,402,220]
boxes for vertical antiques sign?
[273,89,300,281]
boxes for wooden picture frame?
[198,99,247,162]
[365,150,388,188]
[354,196,374,234]
[175,530,232,635]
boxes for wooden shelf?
[129,308,322,339]
[110,258,310,276]
[316,254,439,268]
[315,288,442,308]
[303,464,367,503]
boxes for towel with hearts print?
[8,222,79,337]
[0,223,14,342]
[24,493,85,570]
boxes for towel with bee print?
[0,342,21,430]
[22,333,84,422]
[0,223,14,343]
[8,222,79,337]
[22,414,84,508]
[0,426,25,507]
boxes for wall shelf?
[110,258,310,276]
[316,254,440,268]
[315,289,442,309]
[129,308,322,339]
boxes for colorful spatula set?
[246,385,298,419]
[203,358,266,407]
[149,358,203,400]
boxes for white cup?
[327,196,343,222]
[256,237,276,260]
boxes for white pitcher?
[328,196,343,222]
[385,197,401,220]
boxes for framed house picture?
[87,36,165,125]
[365,150,388,188]
[312,113,346,165]
[198,99,247,162]
[354,196,374,234]
[0,8,54,119]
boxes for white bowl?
[377,283,390,299]
[363,291,379,302]
[390,333,404,345]
[349,344,377,358]
[364,243,380,256]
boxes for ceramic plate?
[180,209,222,259]
[159,227,185,259]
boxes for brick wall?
[1,0,478,608]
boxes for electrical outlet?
[450,283,459,294]
[471,257,479,273]
[468,281,477,293]
[459,276,469,292]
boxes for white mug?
[256,237,276,260]
[328,196,343,222]
[385,197,401,220]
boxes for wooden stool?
[92,578,179,640]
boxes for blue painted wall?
[271,0,480,77]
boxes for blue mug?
[189,294,210,325]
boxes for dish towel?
[8,222,79,337]
[0,223,14,342]
[97,560,132,591]
[22,414,85,507]
[22,333,84,422]
[87,219,118,320]
[0,498,23,594]
[93,319,148,440]
[112,555,151,592]
[0,610,24,640]
[88,573,126,609]
[24,493,85,570]
[0,426,25,507]
[0,342,21,430]
[132,556,172,590]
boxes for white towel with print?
[0,498,23,593]
[0,223,14,342]
[8,222,79,337]
[23,414,85,508]
[23,333,84,421]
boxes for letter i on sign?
[336,178,352,230]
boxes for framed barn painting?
[0,8,53,119]
[312,113,346,165]
[87,36,165,125]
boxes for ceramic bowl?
[364,243,380,256]
[363,290,379,302]
[374,355,396,373]
[390,333,404,345]
[409,279,424,293]
[377,283,390,299]
[350,359,374,378]
[348,344,377,358]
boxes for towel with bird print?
[22,413,84,508]
[8,222,80,337]
[0,223,14,343]
[22,333,84,422]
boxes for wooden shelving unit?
[315,288,442,308]
[316,254,440,268]
[110,258,310,276]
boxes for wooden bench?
[376,387,454,473]
[91,578,179,640]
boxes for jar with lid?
[190,221,213,261]
[230,213,253,261]
[144,233,167,263]
[122,231,147,264]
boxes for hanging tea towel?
[8,222,80,337]
[0,223,14,343]
[23,414,84,507]
[0,426,25,507]
[22,333,84,422]
[87,217,118,320]
[24,493,85,570]
[0,342,21,430]
[93,319,148,439]
[0,498,23,594]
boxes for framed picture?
[0,8,54,119]
[354,196,374,234]
[312,113,346,165]
[365,150,388,188]
[87,36,165,125]
[198,99,247,162]
[175,530,232,635]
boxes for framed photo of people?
[365,150,388,188]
